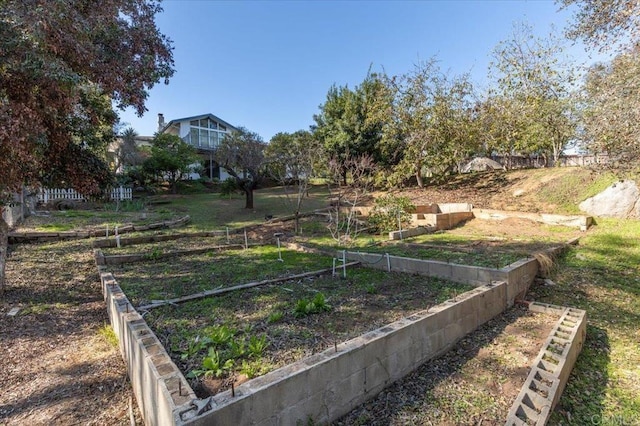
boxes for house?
[157,113,238,180]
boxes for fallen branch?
[137,261,361,311]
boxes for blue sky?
[118,0,596,141]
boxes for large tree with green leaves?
[144,133,198,194]
[313,71,392,185]
[389,60,478,186]
[214,127,267,209]
[562,0,640,169]
[486,23,578,166]
[0,0,174,294]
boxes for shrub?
[368,195,415,233]
[219,177,239,198]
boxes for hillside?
[390,167,621,214]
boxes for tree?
[561,0,640,51]
[144,133,198,194]
[214,127,267,209]
[265,130,322,233]
[582,50,640,169]
[116,127,144,172]
[313,71,392,184]
[0,0,174,294]
[389,60,478,186]
[486,23,578,166]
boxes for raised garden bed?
[111,246,339,306]
[334,304,559,425]
[110,252,474,398]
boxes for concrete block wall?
[341,251,538,306]
[389,226,433,240]
[99,269,195,426]
[434,211,474,230]
[437,203,473,213]
[472,208,592,231]
[506,303,587,425]
[180,282,509,425]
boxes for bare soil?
[0,239,142,425]
[334,305,557,425]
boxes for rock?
[579,180,640,218]
[461,157,504,173]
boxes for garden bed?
[111,246,338,306]
[111,254,473,398]
[334,304,559,425]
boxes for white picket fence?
[38,186,132,203]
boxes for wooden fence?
[38,186,132,203]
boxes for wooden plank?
[137,261,361,311]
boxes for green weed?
[247,334,269,358]
[97,324,119,348]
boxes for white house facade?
[157,113,238,181]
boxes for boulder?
[461,157,504,173]
[579,180,640,218]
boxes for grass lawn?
[535,218,640,424]
[152,184,331,230]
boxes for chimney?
[158,113,165,131]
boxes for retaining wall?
[472,208,592,231]
[341,251,538,306]
[95,235,579,425]
[179,282,509,425]
[99,269,195,426]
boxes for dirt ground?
[0,239,142,425]
[335,305,556,425]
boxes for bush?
[368,195,415,233]
[219,177,239,198]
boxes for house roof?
[159,113,238,134]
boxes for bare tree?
[266,130,322,233]
[326,154,377,245]
[214,127,267,209]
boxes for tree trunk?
[0,211,8,297]
[342,169,348,186]
[416,163,424,188]
[245,188,254,209]
[294,211,300,235]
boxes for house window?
[187,117,229,148]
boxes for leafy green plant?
[247,334,269,358]
[293,292,331,317]
[239,359,271,379]
[267,310,284,323]
[145,247,162,260]
[207,324,235,346]
[180,336,207,361]
[368,195,415,233]
[200,348,234,378]
[227,337,247,359]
